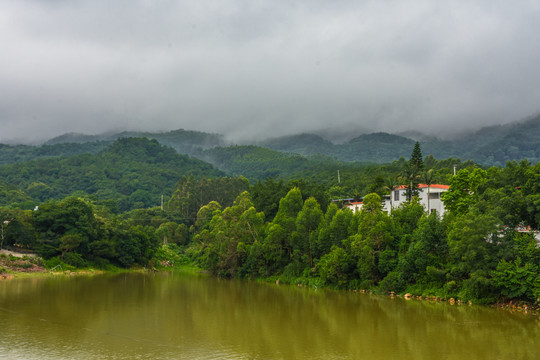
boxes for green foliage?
[4,195,161,268]
[250,177,288,221]
[0,134,538,305]
[1,208,36,249]
[318,246,355,288]
[2,117,539,174]
[63,252,88,268]
[58,234,82,259]
[316,207,353,258]
[202,145,311,179]
[220,114,537,166]
[191,191,265,277]
[0,141,110,165]
[361,193,382,214]
[44,256,77,271]
[291,197,324,267]
[0,138,224,212]
[447,210,499,274]
[492,258,540,301]
[0,183,34,208]
[179,159,539,304]
[274,188,304,232]
[366,176,386,197]
[400,162,421,201]
[152,244,191,268]
[410,142,424,171]
[441,168,487,215]
[168,176,248,223]
[378,271,406,293]
[459,270,498,304]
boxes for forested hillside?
[1,114,538,167]
[45,129,225,156]
[261,116,539,165]
[1,146,537,305]
[0,136,481,212]
[0,141,109,165]
[184,158,540,304]
[454,115,540,165]
[0,138,223,211]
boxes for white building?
[345,184,450,216]
[385,184,449,215]
[346,201,363,212]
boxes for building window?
[394,190,399,201]
[428,192,440,200]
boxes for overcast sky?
[1,0,540,143]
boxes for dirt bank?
[0,249,38,258]
[0,250,46,276]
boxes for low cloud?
[1,0,539,143]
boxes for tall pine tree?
[401,142,424,201]
[410,142,424,171]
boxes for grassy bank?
[0,244,201,280]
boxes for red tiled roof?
[395,184,449,190]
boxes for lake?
[1,272,539,359]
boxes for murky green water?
[0,272,539,359]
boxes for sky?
[1,0,540,143]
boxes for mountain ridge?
[1,114,538,166]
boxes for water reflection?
[1,273,539,359]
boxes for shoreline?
[2,250,539,316]
[0,248,202,280]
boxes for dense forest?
[183,158,539,304]
[1,114,538,167]
[1,136,539,304]
[0,137,478,211]
[0,138,223,211]
[259,115,540,166]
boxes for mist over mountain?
[1,113,538,168]
[3,2,540,145]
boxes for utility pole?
[337,170,341,184]
[161,194,164,211]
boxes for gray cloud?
[1,0,540,143]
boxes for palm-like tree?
[383,176,399,211]
[352,189,362,202]
[400,162,421,202]
[423,169,434,213]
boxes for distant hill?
[261,116,540,165]
[2,114,538,167]
[0,138,224,211]
[258,132,416,162]
[44,132,110,144]
[336,133,416,162]
[0,141,111,165]
[0,137,481,211]
[46,128,225,155]
[200,145,313,179]
[0,129,226,166]
[258,134,335,156]
[453,115,540,166]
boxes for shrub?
[378,271,406,293]
[44,256,76,271]
[459,271,498,304]
[63,252,87,268]
[18,262,34,269]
